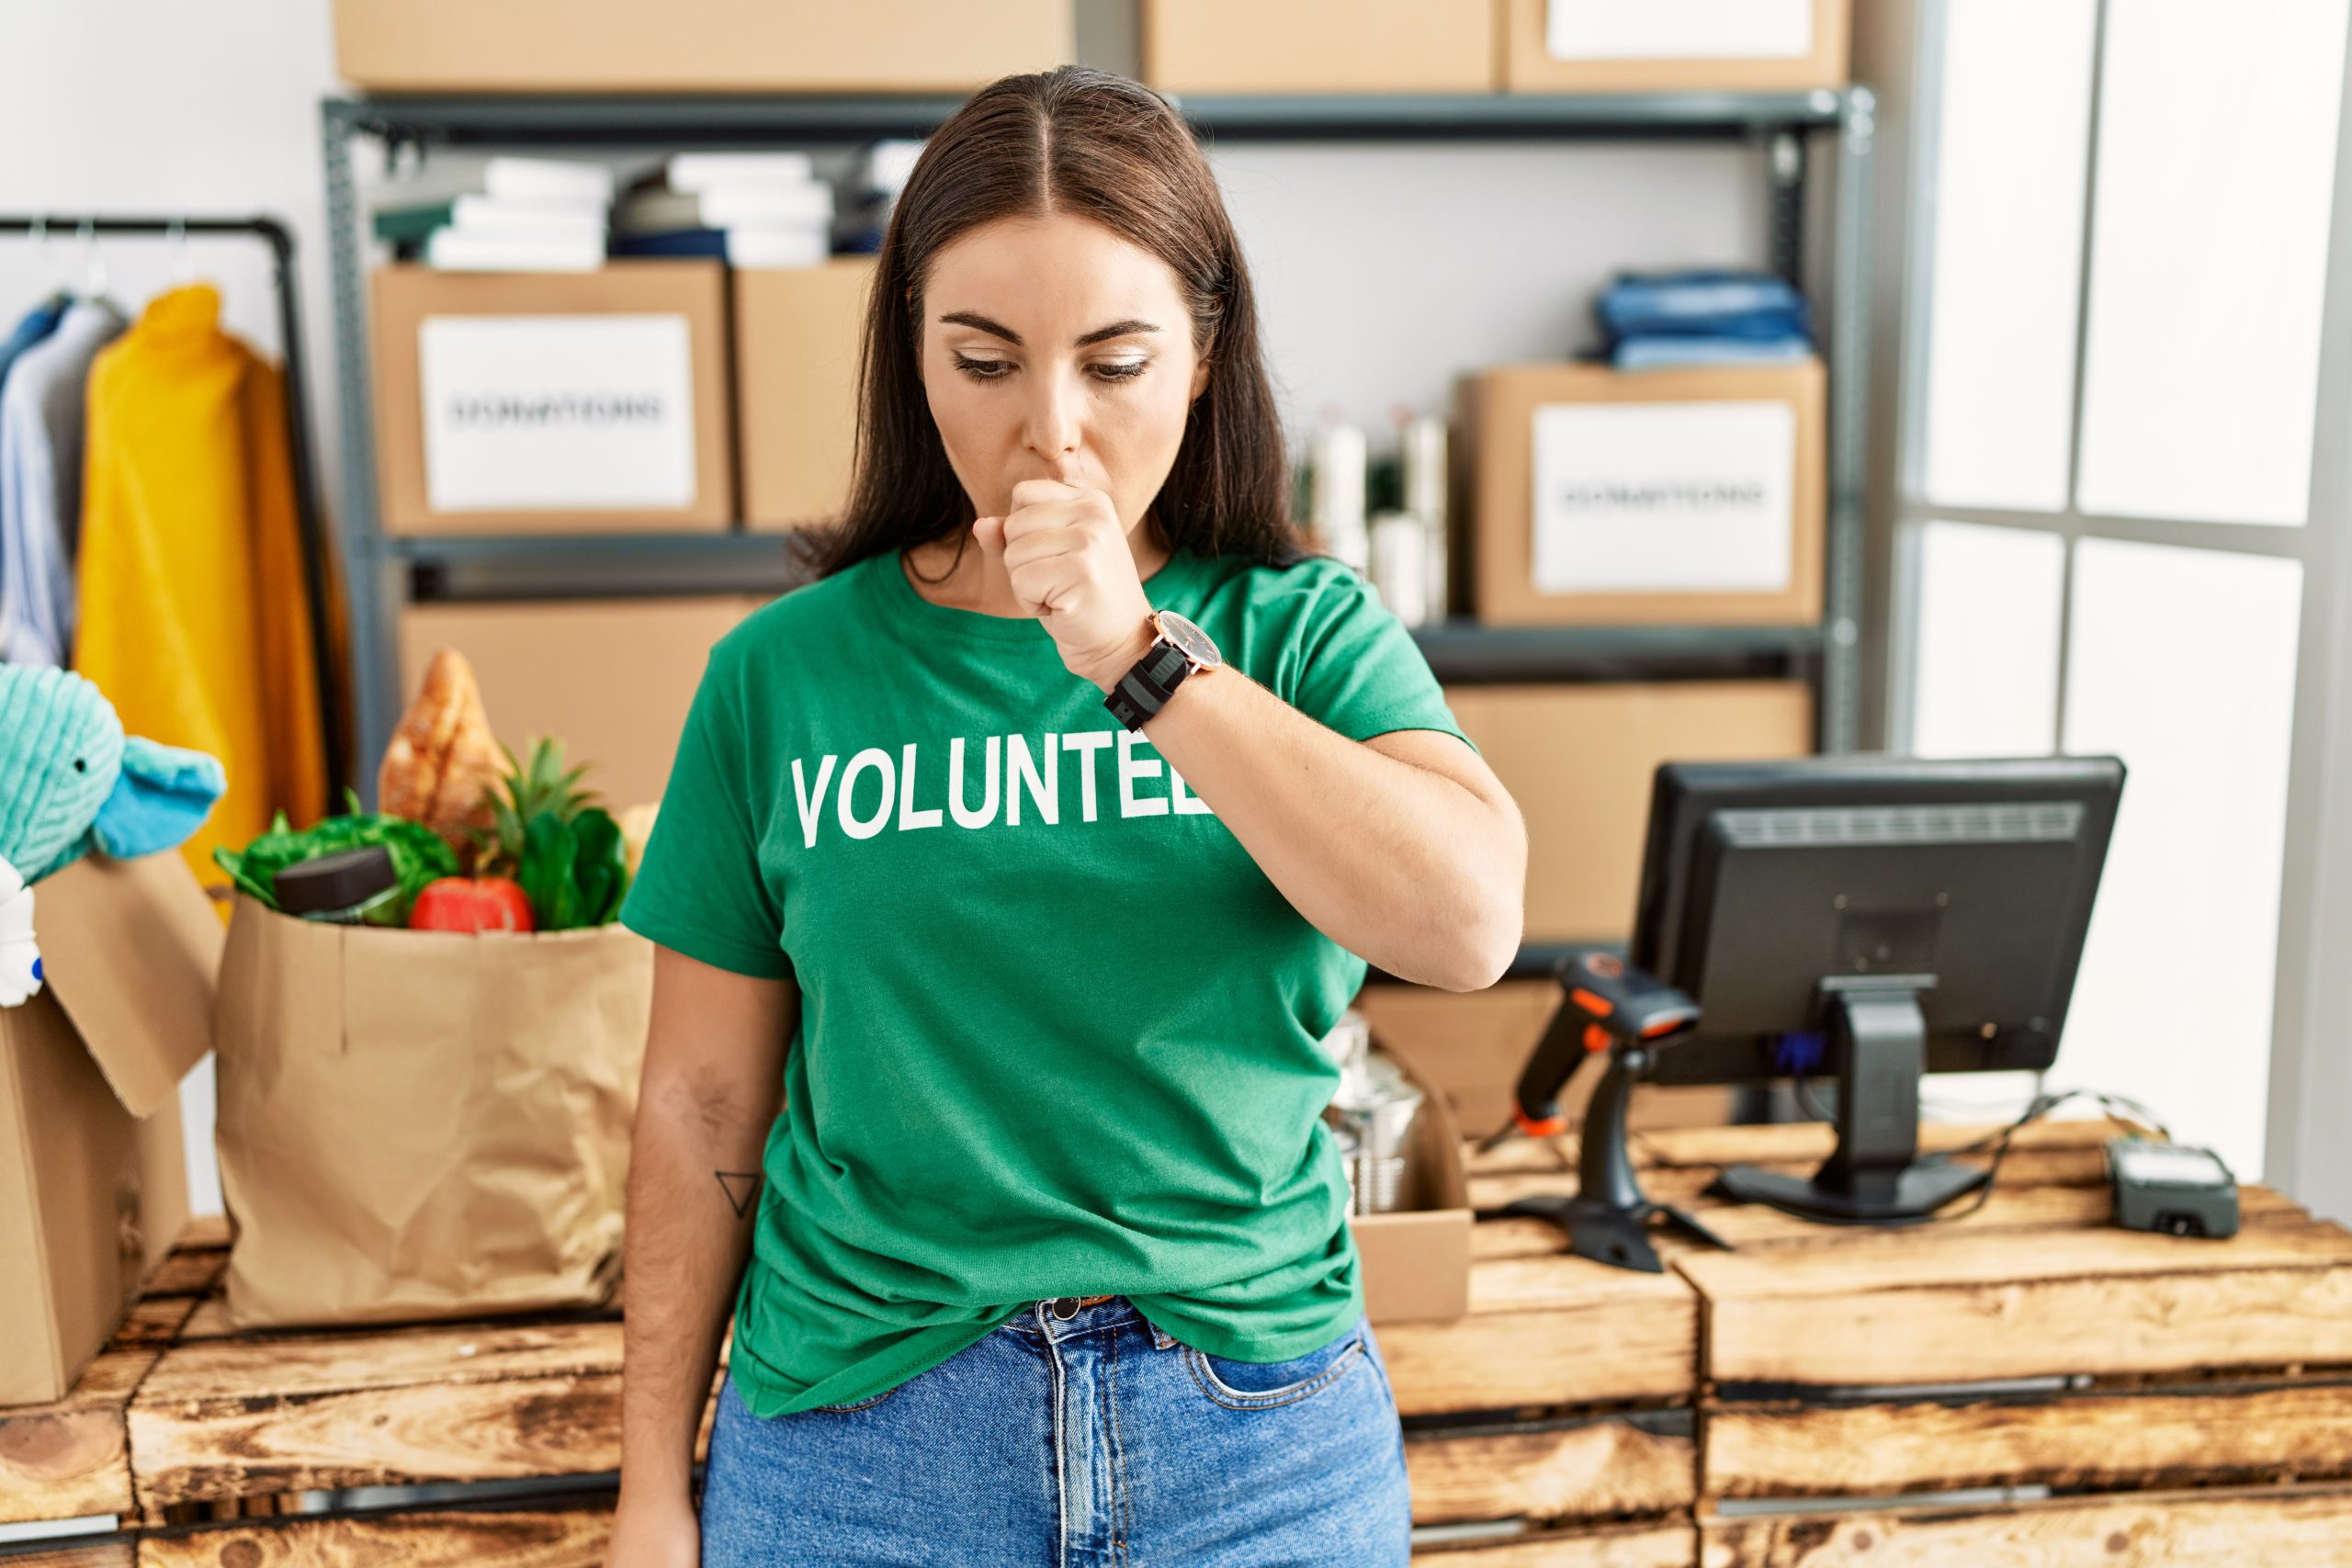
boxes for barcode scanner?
[1476,950,1733,1273]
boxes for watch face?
[1155,609,1223,669]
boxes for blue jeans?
[698,1295,1410,1565]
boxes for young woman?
[607,64,1526,1567]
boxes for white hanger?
[74,219,106,302]
[165,217,198,287]
[28,217,63,300]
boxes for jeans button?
[1050,1296,1079,1320]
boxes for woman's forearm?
[1115,660,1522,991]
[616,1073,774,1505]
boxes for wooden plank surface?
[1701,1483,2352,1566]
[138,1506,615,1566]
[1705,1374,2352,1498]
[128,1318,719,1511]
[1385,1252,1697,1413]
[0,1300,196,1525]
[120,1506,1700,1566]
[1470,1171,2306,1251]
[1681,1219,2352,1385]
[12,1120,2350,1556]
[0,1543,133,1567]
[1409,1415,1694,1524]
[1417,1517,1697,1565]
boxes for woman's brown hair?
[791,64,1308,582]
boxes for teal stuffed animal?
[0,666,226,1006]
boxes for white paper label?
[1530,400,1795,595]
[1546,0,1814,61]
[418,314,697,513]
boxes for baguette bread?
[379,649,505,867]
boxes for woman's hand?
[607,1485,700,1567]
[972,479,1156,693]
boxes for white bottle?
[1309,421,1368,573]
[1400,413,1449,620]
[1368,511,1430,626]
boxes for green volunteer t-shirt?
[620,539,1479,1418]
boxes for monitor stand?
[1712,980,1990,1224]
[1493,1043,1732,1273]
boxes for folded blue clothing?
[608,228,729,259]
[1597,268,1814,344]
[1610,333,1815,371]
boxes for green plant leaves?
[514,804,630,931]
[570,807,628,926]
[212,807,459,918]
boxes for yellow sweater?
[76,283,333,898]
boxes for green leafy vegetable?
[569,807,628,925]
[512,804,629,931]
[213,788,459,918]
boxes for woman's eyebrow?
[938,311,1160,348]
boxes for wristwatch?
[1103,608,1222,730]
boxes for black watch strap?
[1104,637,1193,731]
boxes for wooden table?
[6,1120,2350,1564]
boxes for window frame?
[1871,0,2352,1210]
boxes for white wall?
[0,2,1774,1219]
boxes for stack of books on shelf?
[373,156,615,272]
[613,152,837,268]
[833,140,925,255]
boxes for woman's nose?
[1023,367,1083,462]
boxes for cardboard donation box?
[1352,980,1736,1140]
[1142,0,1495,94]
[212,900,653,1329]
[369,261,734,536]
[737,258,877,531]
[1345,1038,1472,1325]
[398,597,763,809]
[1,854,216,1405]
[1444,682,1815,943]
[1501,0,1849,95]
[1457,359,1825,626]
[333,0,1072,93]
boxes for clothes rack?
[0,212,347,805]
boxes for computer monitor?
[1630,753,2125,1223]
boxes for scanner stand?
[1711,978,1991,1224]
[1495,1043,1733,1274]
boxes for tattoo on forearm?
[717,1171,763,1219]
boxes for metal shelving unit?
[321,86,1873,798]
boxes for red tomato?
[410,876,537,933]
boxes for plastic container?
[273,845,405,926]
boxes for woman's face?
[918,212,1212,537]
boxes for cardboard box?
[1457,358,1825,626]
[1500,0,1849,94]
[370,262,735,536]
[334,0,1072,93]
[1,854,217,1405]
[1352,978,1734,1139]
[398,597,764,809]
[1444,681,1815,942]
[738,259,876,532]
[1142,0,1495,94]
[1345,1039,1471,1325]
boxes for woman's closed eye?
[952,353,1149,384]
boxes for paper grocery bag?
[212,894,651,1328]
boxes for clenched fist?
[972,478,1159,693]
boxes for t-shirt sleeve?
[619,641,794,979]
[1284,564,1480,757]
